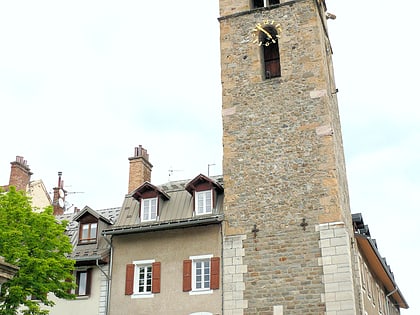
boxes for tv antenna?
[50,172,84,213]
[168,168,183,181]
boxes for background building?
[49,206,120,315]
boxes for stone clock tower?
[218,0,359,314]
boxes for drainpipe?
[385,286,398,315]
[220,222,224,315]
[102,235,113,315]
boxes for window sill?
[75,295,90,300]
[78,240,97,245]
[131,293,154,299]
[189,289,213,296]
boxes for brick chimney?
[128,145,153,193]
[52,171,66,215]
[8,156,33,192]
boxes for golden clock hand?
[256,24,273,40]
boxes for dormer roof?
[131,181,170,201]
[185,174,224,195]
[73,206,114,225]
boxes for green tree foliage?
[0,187,75,315]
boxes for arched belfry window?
[260,27,281,79]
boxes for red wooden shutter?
[65,276,72,294]
[125,264,135,295]
[85,269,92,296]
[152,262,161,293]
[183,259,192,292]
[210,257,220,290]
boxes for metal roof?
[103,175,224,235]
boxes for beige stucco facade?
[28,179,52,212]
[108,224,222,315]
[48,266,108,315]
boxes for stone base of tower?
[317,222,358,315]
[223,234,248,315]
[222,222,359,315]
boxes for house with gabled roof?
[49,206,120,315]
[102,146,224,315]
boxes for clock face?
[252,20,282,46]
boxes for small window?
[75,269,92,296]
[136,264,152,294]
[378,287,384,313]
[79,222,97,244]
[360,257,366,290]
[261,27,281,79]
[367,269,373,299]
[253,0,264,7]
[141,197,157,222]
[194,259,210,291]
[125,260,161,297]
[195,190,212,215]
[183,255,220,294]
[252,0,279,9]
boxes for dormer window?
[196,190,212,215]
[79,222,97,244]
[186,174,224,217]
[141,197,157,222]
[132,182,170,223]
[74,207,114,246]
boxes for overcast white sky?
[0,1,418,313]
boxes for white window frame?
[132,259,155,298]
[189,254,213,295]
[77,270,88,296]
[141,197,157,222]
[378,286,384,314]
[359,256,366,291]
[367,268,373,299]
[195,190,212,215]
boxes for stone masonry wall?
[219,0,356,313]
